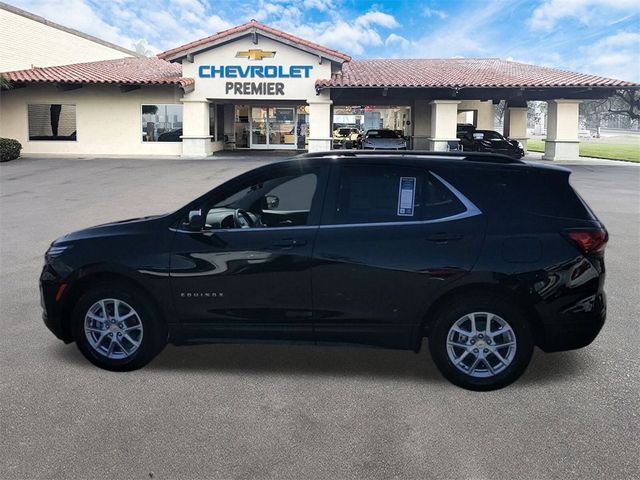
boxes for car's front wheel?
[428,294,534,391]
[71,282,167,371]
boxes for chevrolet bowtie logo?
[236,49,276,61]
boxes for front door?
[312,163,486,349]
[250,107,297,149]
[170,163,328,342]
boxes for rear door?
[311,163,486,348]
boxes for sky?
[9,0,640,81]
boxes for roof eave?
[160,27,350,64]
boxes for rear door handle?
[272,238,308,249]
[426,233,463,243]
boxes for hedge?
[0,138,22,162]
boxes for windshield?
[337,128,351,136]
[366,130,400,139]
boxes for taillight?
[565,229,608,254]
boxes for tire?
[71,282,167,371]
[428,293,534,391]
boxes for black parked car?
[40,151,607,390]
[157,128,183,142]
[458,127,525,158]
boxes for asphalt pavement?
[1,155,638,479]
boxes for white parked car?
[361,129,406,150]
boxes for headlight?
[517,141,524,149]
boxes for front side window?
[203,169,321,229]
[28,104,76,141]
[142,104,183,142]
[333,166,466,224]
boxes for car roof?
[291,151,571,174]
[297,150,521,164]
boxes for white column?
[412,99,431,150]
[504,106,528,151]
[307,93,332,152]
[543,99,580,161]
[181,100,212,157]
[476,101,495,130]
[428,100,460,151]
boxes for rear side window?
[332,166,466,224]
[514,173,595,220]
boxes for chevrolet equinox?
[40,152,607,390]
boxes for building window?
[142,104,183,142]
[28,104,76,141]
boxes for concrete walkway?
[13,150,638,166]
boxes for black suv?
[40,152,607,390]
[457,124,524,158]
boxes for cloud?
[385,33,411,50]
[10,0,137,50]
[422,7,448,19]
[530,0,640,30]
[10,0,234,53]
[354,11,399,29]
[576,31,640,81]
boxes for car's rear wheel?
[71,282,166,371]
[428,294,534,391]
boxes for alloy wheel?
[84,298,143,360]
[446,312,517,378]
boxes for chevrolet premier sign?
[198,62,314,96]
[198,65,313,78]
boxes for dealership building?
[0,3,637,160]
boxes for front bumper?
[40,265,72,343]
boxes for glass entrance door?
[250,107,297,149]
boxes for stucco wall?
[0,7,133,72]
[0,84,184,155]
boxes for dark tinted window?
[333,166,466,224]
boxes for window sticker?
[397,177,416,216]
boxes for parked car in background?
[40,151,607,390]
[361,129,406,150]
[457,127,524,158]
[158,128,183,142]
[332,127,362,149]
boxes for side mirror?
[265,195,279,209]
[184,209,204,230]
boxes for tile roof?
[158,19,351,62]
[316,58,639,89]
[1,57,194,88]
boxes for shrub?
[0,138,22,162]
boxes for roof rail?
[296,150,524,164]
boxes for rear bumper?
[538,292,606,352]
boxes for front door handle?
[271,238,308,249]
[426,232,463,243]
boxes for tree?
[607,89,640,121]
[132,39,154,57]
[580,89,639,134]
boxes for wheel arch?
[414,282,544,351]
[59,268,166,342]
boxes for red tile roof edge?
[157,19,351,62]
[1,57,194,88]
[314,58,640,89]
